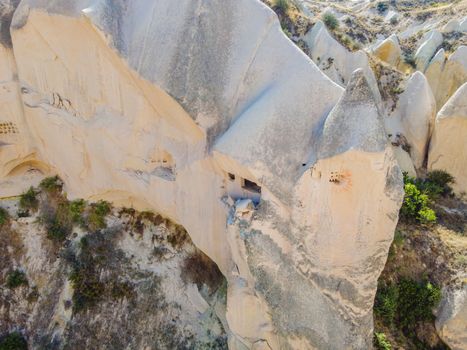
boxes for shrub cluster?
[374,332,392,350]
[6,270,28,289]
[0,207,9,226]
[375,278,441,333]
[322,13,339,30]
[69,233,134,313]
[400,171,454,224]
[0,332,27,350]
[19,187,38,212]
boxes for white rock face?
[386,72,436,172]
[436,285,467,350]
[415,30,444,72]
[0,0,404,348]
[426,46,467,111]
[304,21,380,95]
[371,34,403,68]
[429,83,467,194]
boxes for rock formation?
[2,0,466,348]
[426,46,467,111]
[414,29,443,72]
[0,0,407,348]
[429,83,467,195]
[371,34,403,69]
[386,72,436,172]
[303,20,380,96]
[436,284,467,350]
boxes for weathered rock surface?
[303,20,380,98]
[426,46,467,111]
[0,199,228,349]
[436,285,467,350]
[415,30,444,72]
[429,83,467,195]
[386,72,436,172]
[371,34,403,69]
[0,0,405,348]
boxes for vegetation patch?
[0,207,9,227]
[0,332,27,350]
[19,187,38,211]
[6,270,28,289]
[86,200,111,232]
[322,12,339,30]
[69,233,134,313]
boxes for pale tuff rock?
[303,20,380,101]
[415,29,444,72]
[436,285,467,350]
[442,17,467,33]
[429,83,467,195]
[425,48,447,108]
[386,72,436,172]
[426,46,467,112]
[0,0,405,348]
[223,70,403,349]
[371,34,403,68]
[399,72,437,171]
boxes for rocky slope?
[0,0,466,349]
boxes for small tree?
[322,13,339,30]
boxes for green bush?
[87,201,111,231]
[375,278,442,332]
[19,187,38,211]
[39,176,63,193]
[69,199,86,225]
[376,2,389,14]
[322,13,339,30]
[0,208,9,226]
[0,332,28,350]
[426,170,455,197]
[401,181,436,224]
[6,270,28,289]
[397,279,441,329]
[374,332,392,350]
[69,267,105,312]
[375,283,399,325]
[273,0,289,12]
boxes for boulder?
[429,83,467,194]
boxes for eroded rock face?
[0,0,404,348]
[386,72,436,172]
[436,285,467,350]
[426,46,467,111]
[371,34,403,69]
[303,20,381,101]
[429,83,467,195]
[0,199,228,349]
[415,30,443,72]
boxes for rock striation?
[0,0,405,349]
